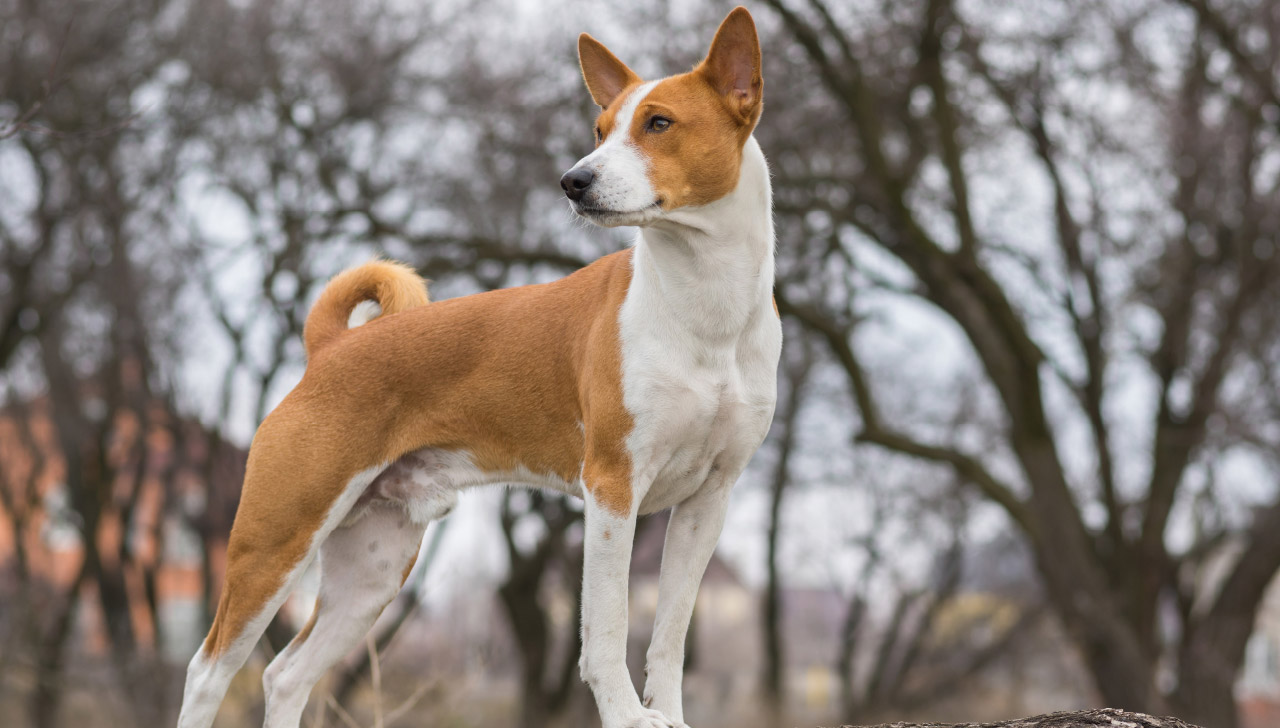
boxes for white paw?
[640,694,687,727]
[628,707,684,728]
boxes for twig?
[366,634,383,728]
[383,681,435,725]
[0,20,139,140]
[324,694,363,728]
[0,21,70,140]
[310,693,327,728]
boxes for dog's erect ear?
[697,6,763,125]
[578,34,642,108]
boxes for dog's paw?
[639,694,688,728]
[626,707,687,728]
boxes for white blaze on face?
[572,80,659,214]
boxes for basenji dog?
[176,7,778,728]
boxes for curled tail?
[303,260,429,357]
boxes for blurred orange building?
[0,398,243,660]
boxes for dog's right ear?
[578,34,641,108]
[698,7,763,126]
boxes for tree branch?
[964,45,1126,553]
[919,0,979,258]
[1176,0,1280,124]
[775,291,1034,535]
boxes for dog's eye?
[647,116,672,133]
[595,125,603,143]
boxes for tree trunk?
[31,568,87,728]
[840,708,1202,728]
[762,461,786,713]
[495,492,583,728]
[498,576,553,728]
[1027,539,1164,718]
[1173,667,1237,728]
[1176,616,1251,728]
[762,348,809,715]
[835,593,865,719]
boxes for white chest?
[617,266,781,514]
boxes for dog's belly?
[354,448,580,526]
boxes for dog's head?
[561,6,763,228]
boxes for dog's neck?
[631,137,774,342]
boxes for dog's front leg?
[640,483,731,726]
[579,482,678,728]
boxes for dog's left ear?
[579,34,642,108]
[698,6,763,126]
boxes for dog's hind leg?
[176,529,319,728]
[260,503,430,728]
[177,555,309,728]
[176,454,384,728]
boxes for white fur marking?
[571,81,660,220]
[347,300,382,328]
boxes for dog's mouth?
[573,200,664,226]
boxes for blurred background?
[3,0,1280,727]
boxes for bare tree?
[0,1,208,724]
[761,328,812,717]
[831,491,1042,722]
[760,0,1280,725]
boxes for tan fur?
[293,598,320,645]
[202,252,636,657]
[399,551,418,587]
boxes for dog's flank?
[176,7,778,728]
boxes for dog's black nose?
[560,168,595,201]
